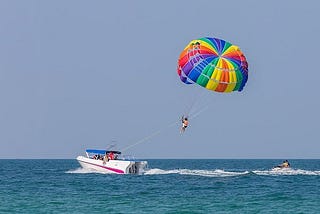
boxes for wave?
[144,168,249,177]
[67,167,320,177]
[66,167,110,174]
[252,168,320,176]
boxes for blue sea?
[0,159,319,213]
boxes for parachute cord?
[184,90,206,117]
[184,93,197,117]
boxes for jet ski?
[272,160,290,170]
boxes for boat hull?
[76,156,147,174]
[272,166,290,171]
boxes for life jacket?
[109,152,114,160]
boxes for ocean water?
[0,159,319,214]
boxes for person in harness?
[180,116,189,133]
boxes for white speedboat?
[76,149,148,174]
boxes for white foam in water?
[144,168,180,175]
[252,168,320,176]
[67,167,320,176]
[66,167,109,174]
[144,168,249,177]
[180,169,250,177]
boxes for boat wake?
[144,168,320,177]
[252,168,320,176]
[144,168,249,177]
[67,168,320,176]
[66,167,110,174]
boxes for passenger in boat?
[275,160,290,169]
[108,152,114,160]
[114,154,118,160]
[282,160,290,168]
[103,153,109,164]
[180,116,189,133]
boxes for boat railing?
[84,151,138,161]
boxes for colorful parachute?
[177,37,248,93]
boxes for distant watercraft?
[272,160,291,170]
[76,149,148,174]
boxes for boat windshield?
[85,149,122,160]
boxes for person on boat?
[180,116,189,133]
[114,153,118,160]
[282,160,290,168]
[103,152,109,163]
[108,151,115,160]
[275,160,290,169]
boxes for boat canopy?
[86,149,121,155]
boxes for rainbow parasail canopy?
[177,37,248,93]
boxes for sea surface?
[0,159,319,214]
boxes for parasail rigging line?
[121,120,178,152]
[121,105,209,152]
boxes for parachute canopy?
[177,37,248,93]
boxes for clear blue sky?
[1,1,319,159]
